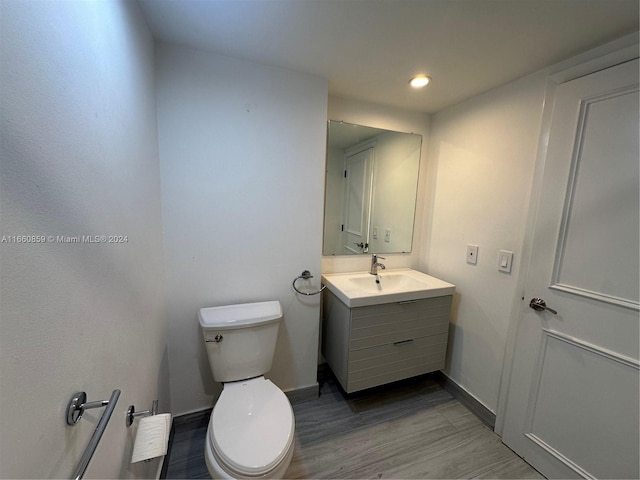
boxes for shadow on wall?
[268,303,296,388]
[445,291,462,373]
[119,344,173,477]
[197,300,303,394]
[158,346,172,413]
[444,290,503,399]
[197,322,221,400]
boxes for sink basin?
[348,274,433,294]
[322,268,455,307]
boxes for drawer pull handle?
[393,339,414,346]
[398,300,418,304]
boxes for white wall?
[419,72,548,413]
[156,44,328,415]
[323,96,431,273]
[0,1,167,478]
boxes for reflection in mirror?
[323,121,422,256]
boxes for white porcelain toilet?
[198,301,295,479]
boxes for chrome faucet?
[370,254,386,275]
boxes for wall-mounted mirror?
[323,121,422,255]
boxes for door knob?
[529,297,558,315]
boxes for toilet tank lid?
[198,301,282,330]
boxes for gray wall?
[156,43,329,415]
[0,1,167,478]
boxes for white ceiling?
[137,0,639,113]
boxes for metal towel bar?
[292,270,326,296]
[67,389,120,480]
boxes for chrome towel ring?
[292,270,326,296]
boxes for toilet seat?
[209,377,295,477]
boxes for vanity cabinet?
[322,289,452,393]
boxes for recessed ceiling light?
[409,75,431,88]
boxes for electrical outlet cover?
[467,244,479,265]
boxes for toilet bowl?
[204,377,295,479]
[198,301,295,479]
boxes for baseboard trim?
[284,382,319,404]
[160,382,317,479]
[171,408,212,428]
[435,371,496,430]
[169,380,318,427]
[161,409,211,479]
[167,382,318,434]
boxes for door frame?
[494,33,640,436]
[341,139,377,254]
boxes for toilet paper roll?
[131,413,172,463]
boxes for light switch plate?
[466,244,479,265]
[498,250,514,273]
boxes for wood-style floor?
[163,368,544,479]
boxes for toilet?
[198,301,295,479]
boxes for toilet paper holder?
[126,400,158,427]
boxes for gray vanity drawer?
[347,335,447,392]
[322,290,453,394]
[351,295,452,320]
[349,296,452,351]
[349,322,448,351]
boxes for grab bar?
[67,389,121,480]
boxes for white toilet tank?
[198,301,282,383]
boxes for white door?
[342,148,374,254]
[502,59,639,479]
